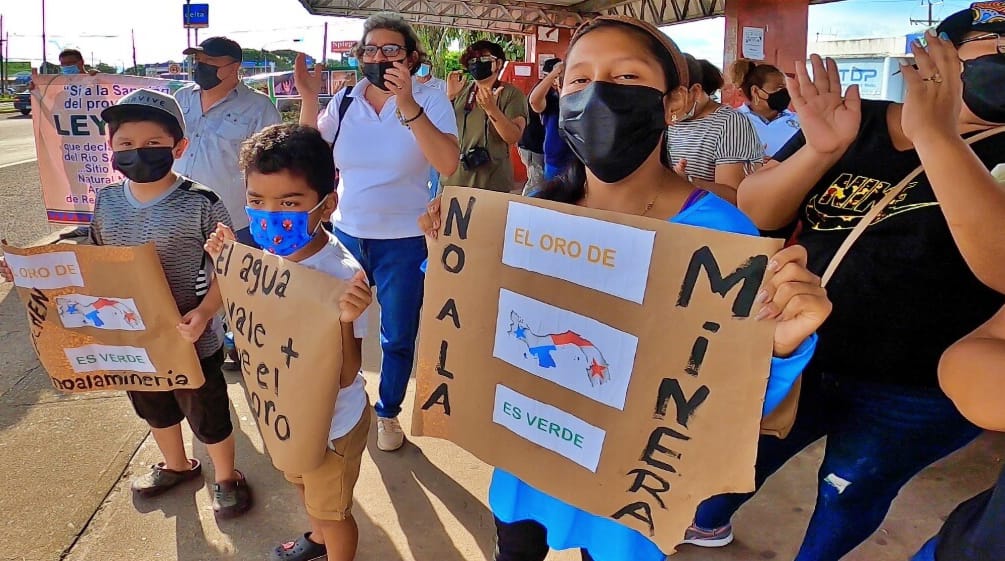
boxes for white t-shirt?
[738,104,802,158]
[298,232,370,442]
[318,79,458,240]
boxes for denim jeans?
[333,229,426,419]
[694,370,981,561]
[494,518,594,561]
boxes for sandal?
[131,458,202,498]
[269,532,327,561]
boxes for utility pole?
[1,14,5,92]
[41,0,47,73]
[131,28,137,75]
[910,0,940,27]
[322,21,329,68]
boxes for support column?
[722,0,809,106]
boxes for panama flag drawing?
[508,311,612,387]
[56,295,146,331]
[493,289,638,410]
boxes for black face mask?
[363,61,397,91]
[113,147,176,183]
[766,88,792,112]
[962,54,1005,124]
[468,60,495,81]
[559,82,667,184]
[194,62,223,90]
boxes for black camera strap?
[461,82,496,149]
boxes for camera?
[460,146,492,171]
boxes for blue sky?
[1,0,979,69]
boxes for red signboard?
[331,40,357,54]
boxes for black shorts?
[126,348,233,444]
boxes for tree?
[413,25,526,78]
[94,62,117,75]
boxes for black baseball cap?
[183,36,243,62]
[937,2,1005,46]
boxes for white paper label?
[502,202,655,303]
[5,251,85,290]
[493,289,639,411]
[493,384,606,472]
[64,345,157,373]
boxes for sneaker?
[131,459,202,498]
[682,523,734,547]
[376,416,405,451]
[269,533,327,561]
[212,469,252,519]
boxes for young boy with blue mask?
[97,89,250,518]
[205,124,374,561]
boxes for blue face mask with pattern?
[245,197,327,256]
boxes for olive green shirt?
[444,82,529,192]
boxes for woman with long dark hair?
[420,16,830,561]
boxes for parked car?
[14,92,31,115]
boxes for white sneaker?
[376,416,405,451]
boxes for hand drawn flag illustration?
[56,295,146,331]
[509,311,612,386]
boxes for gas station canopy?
[298,0,838,34]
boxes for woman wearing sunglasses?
[295,11,460,454]
[443,41,529,193]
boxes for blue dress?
[488,193,817,561]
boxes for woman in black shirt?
[685,7,1005,561]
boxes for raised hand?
[293,53,324,99]
[901,30,962,144]
[788,54,862,156]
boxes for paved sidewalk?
[1,231,1002,561]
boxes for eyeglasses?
[470,55,498,64]
[360,44,405,59]
[958,33,1005,54]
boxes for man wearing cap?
[173,36,282,238]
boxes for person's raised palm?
[788,55,862,155]
[293,53,324,99]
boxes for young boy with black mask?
[95,89,251,518]
[204,123,373,561]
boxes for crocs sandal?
[269,533,327,561]
[131,458,202,498]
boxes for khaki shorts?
[284,406,372,520]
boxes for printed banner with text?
[30,74,188,225]
[2,242,205,393]
[412,187,783,554]
[214,241,347,474]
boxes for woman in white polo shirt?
[296,12,460,452]
[730,59,802,159]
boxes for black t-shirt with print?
[774,100,1004,387]
[936,465,1005,561]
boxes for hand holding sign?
[339,271,372,323]
[758,244,831,357]
[418,196,443,240]
[0,240,12,283]
[204,223,236,260]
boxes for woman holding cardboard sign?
[419,16,831,561]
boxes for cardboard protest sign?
[30,74,187,225]
[213,241,346,474]
[2,242,205,393]
[413,187,783,554]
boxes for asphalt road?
[0,113,58,245]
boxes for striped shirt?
[667,105,764,182]
[90,176,233,358]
